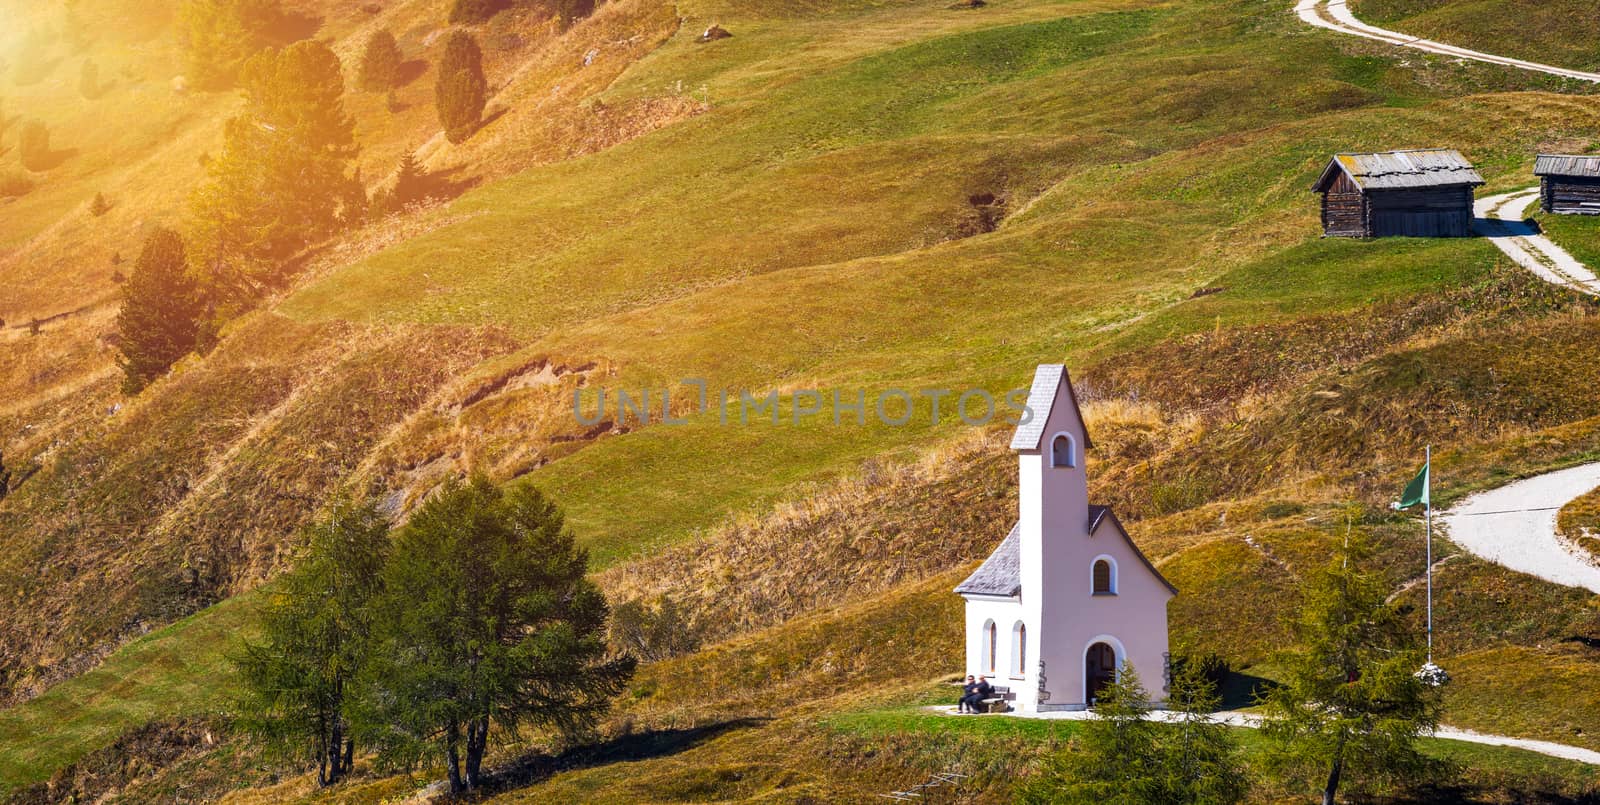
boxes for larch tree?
[189,38,357,319]
[434,31,486,144]
[178,0,287,90]
[1014,664,1161,805]
[1014,662,1248,805]
[114,227,204,393]
[1155,659,1249,804]
[356,476,635,794]
[1259,532,1441,804]
[232,499,390,787]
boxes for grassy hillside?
[4,0,1600,800]
[1352,0,1600,72]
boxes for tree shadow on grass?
[485,717,770,794]
[395,59,430,88]
[473,107,510,138]
[267,11,323,45]
[416,165,480,203]
[1384,783,1600,804]
[24,147,79,172]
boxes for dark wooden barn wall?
[1320,171,1367,237]
[1541,176,1600,215]
[1366,186,1475,237]
[1321,181,1475,238]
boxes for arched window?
[1092,557,1116,595]
[1051,433,1077,468]
[984,620,998,673]
[1011,621,1026,677]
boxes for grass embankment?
[1538,210,1600,272]
[1557,485,1600,565]
[0,592,256,796]
[1352,0,1600,72]
[831,706,1600,802]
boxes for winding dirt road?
[1473,189,1600,296]
[1294,0,1600,83]
[1441,463,1600,595]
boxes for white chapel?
[955,364,1176,711]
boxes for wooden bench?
[979,685,1014,713]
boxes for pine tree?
[1015,664,1160,805]
[435,31,486,144]
[1014,663,1248,805]
[1260,532,1441,804]
[89,191,110,217]
[356,476,635,794]
[1156,660,1249,804]
[190,39,357,311]
[18,120,49,171]
[233,499,389,787]
[392,149,425,205]
[115,227,204,393]
[356,29,402,93]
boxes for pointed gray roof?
[954,523,1020,597]
[1313,149,1484,192]
[1090,507,1178,596]
[1088,504,1111,534]
[1009,364,1094,452]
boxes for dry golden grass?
[1557,486,1600,566]
[597,428,1016,647]
[0,315,516,700]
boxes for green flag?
[1396,461,1429,509]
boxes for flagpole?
[1425,444,1433,664]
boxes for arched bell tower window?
[1050,432,1077,468]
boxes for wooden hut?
[1534,155,1600,215]
[1312,149,1483,238]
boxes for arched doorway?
[1085,641,1117,704]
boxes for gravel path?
[1294,0,1600,83]
[1472,190,1600,296]
[1441,463,1600,595]
[932,706,1600,765]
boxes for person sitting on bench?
[958,675,993,713]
